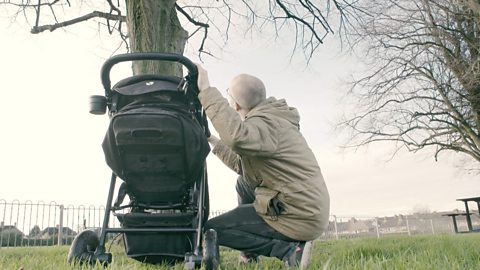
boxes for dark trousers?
[204,176,298,259]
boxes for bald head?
[229,74,266,111]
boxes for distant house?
[346,218,371,234]
[40,226,76,238]
[0,223,24,246]
[330,218,373,235]
[377,215,409,234]
[0,224,24,237]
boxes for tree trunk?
[125,0,187,77]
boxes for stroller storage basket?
[124,232,195,264]
[117,212,197,264]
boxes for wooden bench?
[456,197,480,231]
[442,213,473,233]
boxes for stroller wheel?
[67,230,100,265]
[203,229,220,270]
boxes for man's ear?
[234,102,241,112]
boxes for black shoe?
[239,252,259,264]
[282,242,305,268]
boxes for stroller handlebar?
[100,52,198,96]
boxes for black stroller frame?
[68,53,218,270]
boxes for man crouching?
[196,64,330,268]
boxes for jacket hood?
[247,97,300,126]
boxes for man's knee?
[235,175,246,192]
[204,220,213,231]
[236,177,255,205]
[236,176,254,195]
[204,216,221,231]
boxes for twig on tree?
[175,3,210,58]
[105,0,122,35]
[106,0,121,15]
[274,0,324,44]
[34,0,41,28]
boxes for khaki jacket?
[198,87,330,241]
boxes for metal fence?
[0,200,110,247]
[0,199,477,247]
[319,214,478,240]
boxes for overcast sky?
[0,10,478,218]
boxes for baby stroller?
[68,53,219,270]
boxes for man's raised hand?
[195,63,210,92]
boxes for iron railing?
[0,199,476,247]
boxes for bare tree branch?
[30,11,125,34]
[340,0,480,168]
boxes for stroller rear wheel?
[67,230,100,265]
[203,229,220,270]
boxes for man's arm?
[208,134,242,173]
[207,134,220,148]
[195,64,277,157]
[211,139,243,175]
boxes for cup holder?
[89,95,107,115]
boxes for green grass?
[1,234,480,269]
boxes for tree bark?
[125,0,188,76]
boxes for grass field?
[1,234,480,269]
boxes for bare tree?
[340,0,480,169]
[2,0,359,76]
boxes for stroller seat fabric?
[102,75,210,205]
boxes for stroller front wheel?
[67,230,100,265]
[203,229,220,270]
